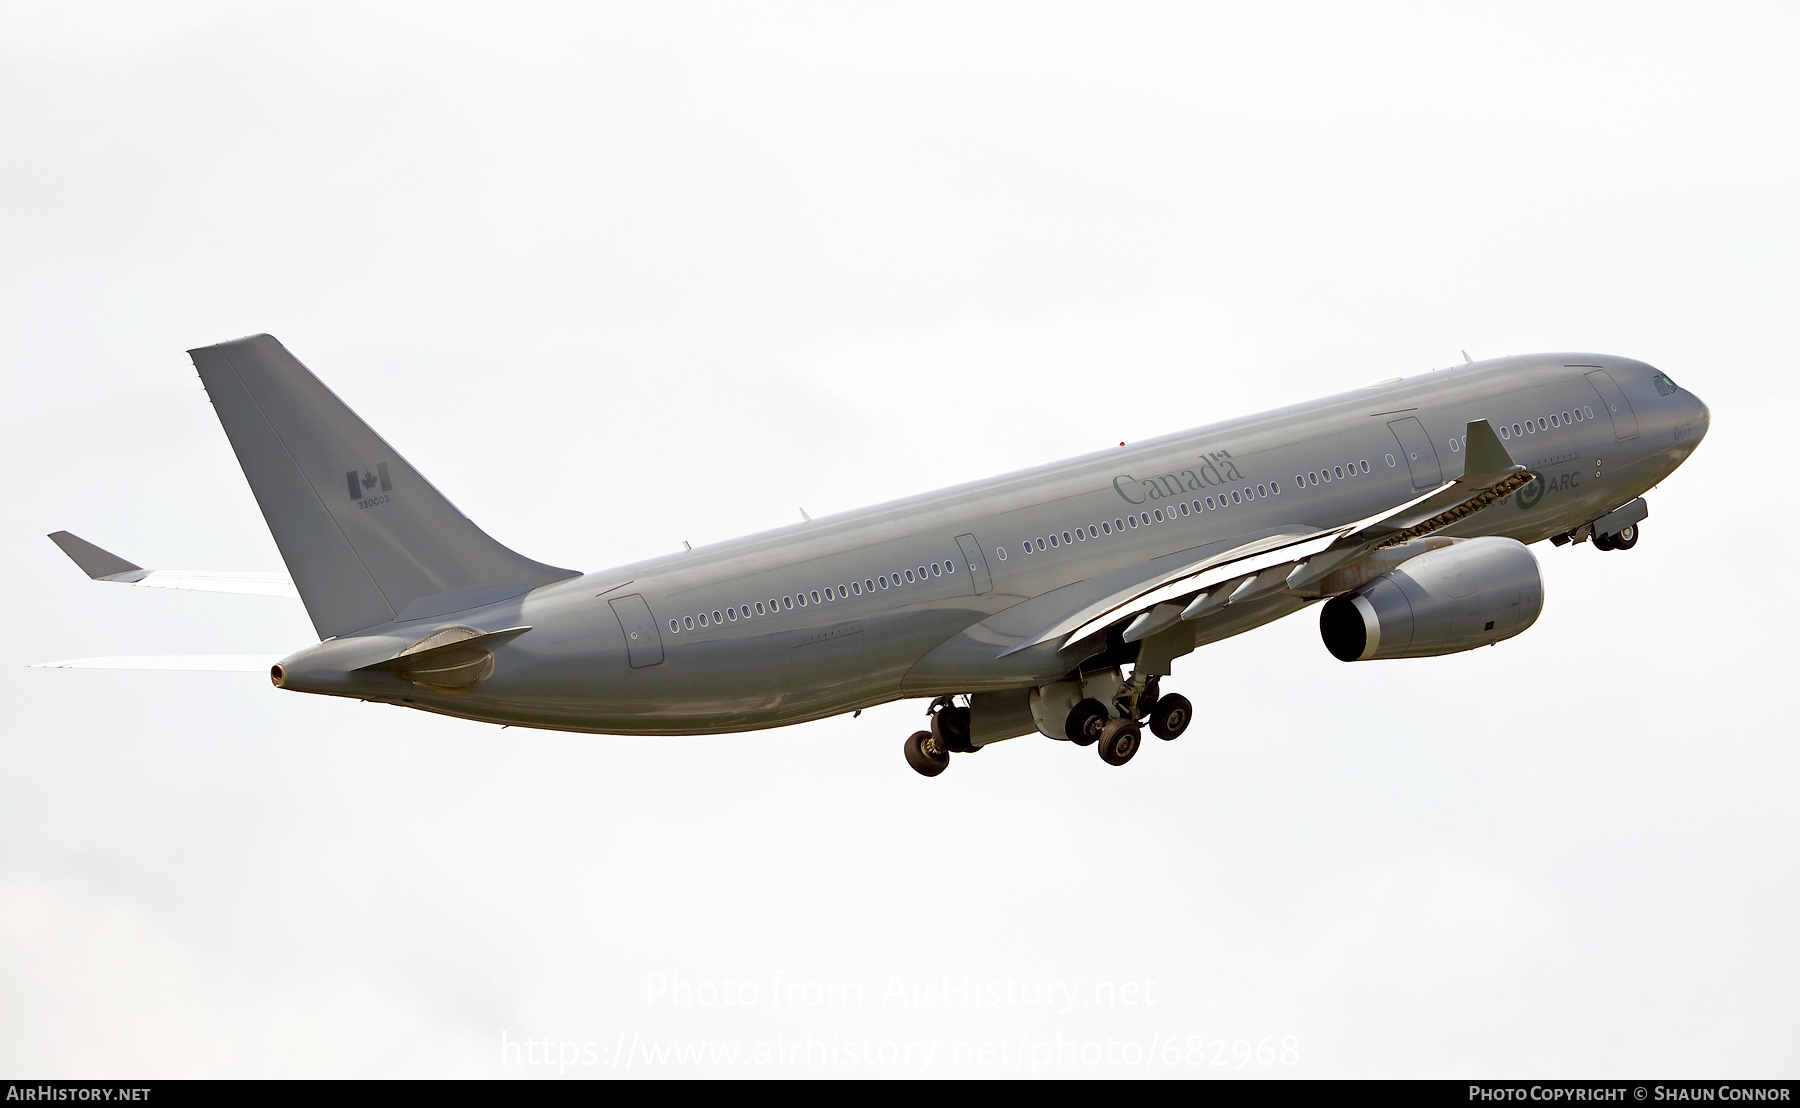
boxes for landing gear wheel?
[1096,718,1142,766]
[1148,693,1192,741]
[904,730,949,777]
[1611,523,1639,550]
[1065,698,1109,746]
[1593,530,1617,551]
[932,705,976,753]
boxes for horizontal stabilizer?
[47,532,298,597]
[30,655,282,671]
[49,531,140,578]
[353,626,532,672]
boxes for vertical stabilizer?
[190,334,576,639]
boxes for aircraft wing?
[48,531,298,598]
[1003,420,1532,655]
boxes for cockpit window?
[1652,372,1679,396]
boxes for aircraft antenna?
[1462,350,1474,364]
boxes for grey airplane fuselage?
[280,354,1708,734]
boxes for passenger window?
[930,564,940,577]
[1101,521,1111,534]
[698,613,708,627]
[1334,466,1344,479]
[1308,472,1318,485]
[1063,530,1072,543]
[782,597,792,610]
[1538,418,1547,430]
[1257,484,1266,497]
[713,610,722,623]
[1230,491,1241,503]
[1359,461,1369,473]
[1088,526,1098,538]
[996,548,1006,560]
[1295,475,1305,487]
[1550,414,1559,427]
[945,562,954,573]
[1141,513,1151,525]
[1153,509,1163,522]
[1128,516,1138,528]
[1191,501,1201,513]
[756,602,766,614]
[727,608,737,621]
[1513,423,1523,436]
[1048,534,1058,548]
[669,619,679,633]
[1205,497,1215,509]
[1036,538,1046,551]
[797,594,806,607]
[851,581,860,595]
[1179,503,1189,516]
[905,570,915,582]
[918,566,928,579]
[837,585,847,598]
[865,579,874,591]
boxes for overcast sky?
[3,1,1796,1077]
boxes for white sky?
[2,0,1796,1077]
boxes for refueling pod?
[1319,536,1543,661]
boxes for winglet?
[1462,419,1521,481]
[48,532,142,580]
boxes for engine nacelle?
[1319,536,1544,661]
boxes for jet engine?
[1319,536,1543,661]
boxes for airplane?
[36,335,1708,776]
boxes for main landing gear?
[901,677,1196,777]
[902,696,979,778]
[1082,680,1191,767]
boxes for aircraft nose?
[1688,389,1711,443]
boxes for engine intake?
[1320,536,1543,661]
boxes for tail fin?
[189,334,577,639]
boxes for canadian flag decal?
[346,463,392,500]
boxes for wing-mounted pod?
[1318,536,1543,661]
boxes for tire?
[1611,523,1639,550]
[1593,530,1617,551]
[1065,698,1109,746]
[1097,718,1142,766]
[932,705,976,753]
[1149,693,1192,741]
[904,730,949,777]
